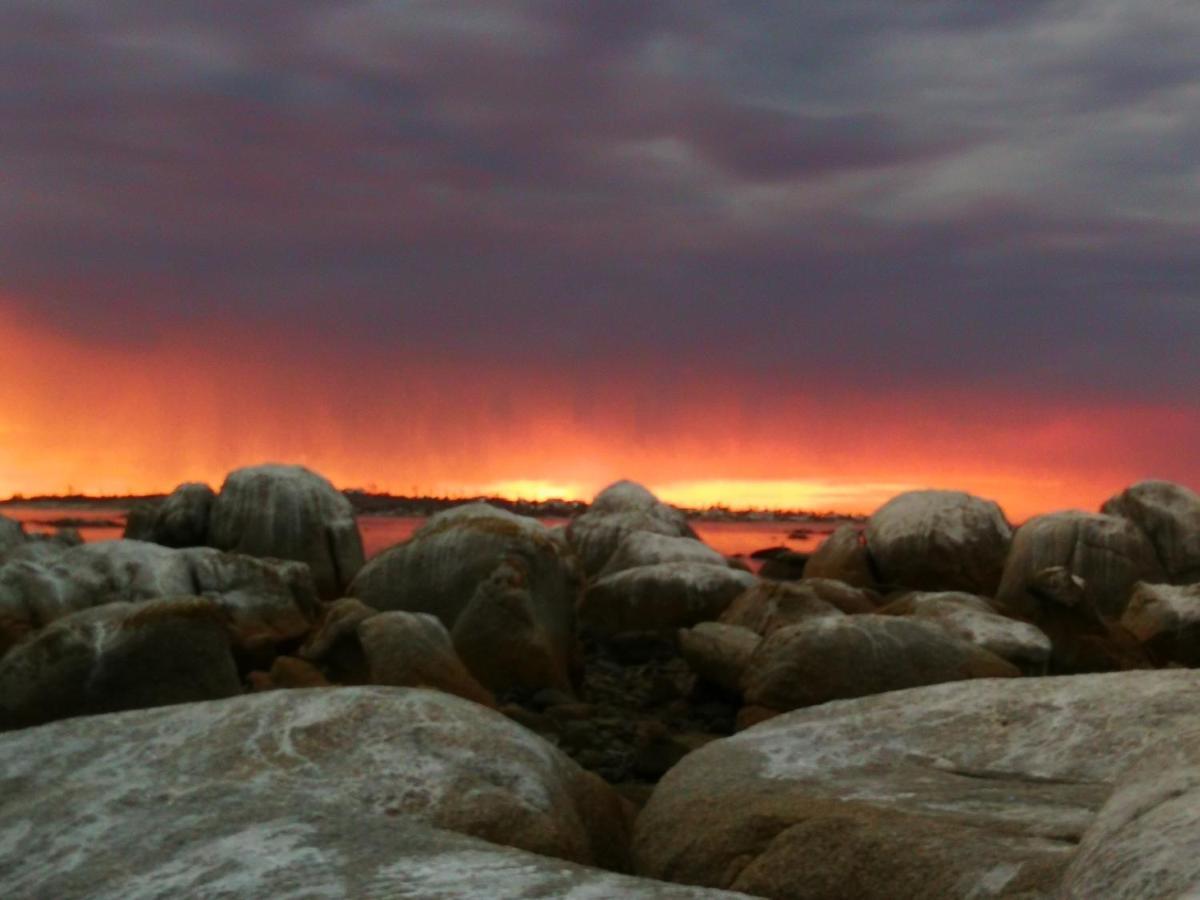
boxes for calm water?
[2,506,836,560]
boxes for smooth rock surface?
[581,563,755,636]
[360,610,496,706]
[866,490,1012,595]
[1102,480,1200,584]
[599,531,728,578]
[679,622,762,694]
[209,464,364,600]
[567,481,696,577]
[995,511,1163,619]
[740,615,1020,716]
[1120,581,1200,666]
[635,670,1200,899]
[803,524,878,589]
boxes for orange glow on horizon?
[1,297,1197,523]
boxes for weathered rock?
[581,563,755,636]
[757,551,809,581]
[865,490,1012,594]
[150,481,215,547]
[208,463,364,600]
[0,688,646,889]
[679,623,762,694]
[600,530,728,578]
[298,597,377,681]
[360,610,496,706]
[635,670,1200,899]
[121,503,157,541]
[720,578,876,638]
[0,597,241,729]
[878,591,1052,674]
[803,524,878,589]
[995,511,1163,620]
[265,655,331,689]
[1061,727,1200,899]
[1102,480,1200,584]
[740,615,1020,718]
[1120,581,1200,666]
[0,514,24,555]
[567,481,697,576]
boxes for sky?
[1,1,1198,520]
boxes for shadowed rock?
[0,515,24,556]
[567,481,697,577]
[580,563,755,637]
[599,530,728,578]
[1120,581,1200,666]
[359,610,496,706]
[209,464,364,600]
[634,670,1200,899]
[719,579,855,637]
[148,482,215,547]
[804,524,878,589]
[865,490,1012,595]
[678,622,762,694]
[1102,480,1200,584]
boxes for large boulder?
[1061,728,1200,899]
[348,504,580,695]
[865,490,1012,595]
[802,524,878,589]
[580,563,755,637]
[0,688,638,885]
[134,481,215,547]
[740,615,1020,720]
[878,591,1052,674]
[634,670,1200,899]
[1120,581,1200,666]
[719,578,873,637]
[678,622,762,694]
[208,464,364,600]
[599,531,728,578]
[567,481,696,577]
[359,610,495,707]
[0,597,241,730]
[995,511,1164,619]
[1102,480,1200,584]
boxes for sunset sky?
[2,2,1198,520]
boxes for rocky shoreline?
[3,465,1200,897]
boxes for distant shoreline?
[0,491,864,525]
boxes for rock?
[1102,480,1200,584]
[803,524,878,589]
[266,655,330,689]
[720,578,875,637]
[1120,581,1200,666]
[1061,727,1200,899]
[740,615,1020,718]
[121,503,157,541]
[995,511,1163,620]
[0,688,644,884]
[878,591,1052,674]
[599,531,728,578]
[0,514,24,555]
[679,623,761,694]
[634,670,1200,899]
[149,481,215,547]
[0,597,241,729]
[865,490,1012,594]
[580,563,755,637]
[757,551,809,581]
[359,610,495,707]
[299,597,377,681]
[567,481,697,577]
[208,463,364,600]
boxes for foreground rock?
[740,615,1019,720]
[0,688,750,898]
[1120,581,1200,666]
[635,670,1200,899]
[0,598,241,729]
[865,490,1012,594]
[580,563,755,636]
[995,511,1162,619]
[567,481,697,576]
[209,464,364,600]
[1061,727,1200,899]
[878,591,1052,674]
[1102,480,1200,584]
[349,504,579,695]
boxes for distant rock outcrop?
[209,464,364,601]
[567,481,697,577]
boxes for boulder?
[1120,581,1200,666]
[567,481,696,576]
[0,597,241,729]
[0,688,637,882]
[634,670,1200,899]
[678,623,762,694]
[348,504,580,695]
[1061,727,1200,899]
[740,615,1020,719]
[149,481,215,547]
[120,502,157,541]
[718,580,847,637]
[865,490,1012,594]
[599,531,728,578]
[1102,480,1200,584]
[757,551,809,581]
[208,463,364,600]
[0,514,24,555]
[580,563,755,636]
[360,610,496,707]
[878,591,1052,674]
[803,525,878,589]
[995,511,1163,620]
[299,597,377,681]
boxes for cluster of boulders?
[3,468,1200,897]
